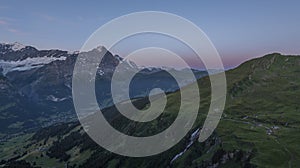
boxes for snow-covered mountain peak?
[0,42,26,52]
[95,46,106,53]
[11,42,26,51]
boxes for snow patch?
[47,95,68,102]
[171,128,200,163]
[68,50,79,55]
[96,46,105,53]
[125,59,138,69]
[11,42,25,51]
[0,56,67,75]
[98,69,105,76]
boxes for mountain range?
[0,42,207,135]
[0,51,299,167]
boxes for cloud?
[0,17,15,25]
[0,20,7,25]
[0,17,26,35]
[38,13,79,26]
[7,28,28,36]
[40,14,56,21]
[8,28,20,33]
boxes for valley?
[1,53,300,167]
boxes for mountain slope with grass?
[0,43,207,136]
[1,53,300,168]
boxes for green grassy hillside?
[1,53,300,168]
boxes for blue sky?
[0,0,300,67]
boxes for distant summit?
[0,42,25,50]
[0,42,27,53]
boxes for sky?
[0,0,300,68]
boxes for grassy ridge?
[1,53,300,167]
